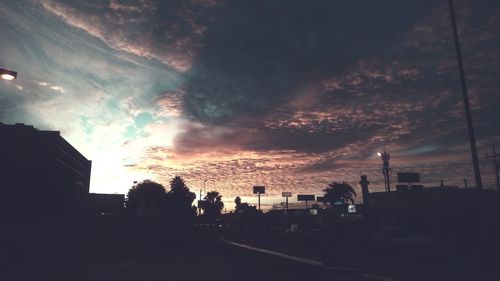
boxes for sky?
[1,0,499,210]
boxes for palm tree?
[166,176,197,220]
[234,196,242,208]
[202,191,224,221]
[323,181,356,206]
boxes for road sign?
[282,192,292,197]
[397,172,420,183]
[297,194,315,201]
[253,186,265,194]
[253,186,265,211]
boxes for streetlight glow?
[0,68,17,80]
[1,74,15,80]
[377,152,382,157]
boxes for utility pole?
[449,0,483,190]
[485,145,500,190]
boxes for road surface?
[0,232,478,281]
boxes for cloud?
[2,0,500,204]
[49,85,64,93]
[40,0,215,72]
[181,0,437,123]
[0,0,184,193]
[166,0,500,196]
[154,89,185,117]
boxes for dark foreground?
[1,222,497,281]
[0,232,402,281]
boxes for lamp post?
[0,68,17,80]
[203,179,210,194]
[198,179,210,215]
[378,150,391,192]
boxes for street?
[1,231,447,281]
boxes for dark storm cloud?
[182,0,437,123]
[178,2,500,157]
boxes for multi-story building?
[0,122,91,219]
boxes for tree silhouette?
[165,176,197,220]
[323,181,357,206]
[234,196,261,216]
[202,191,224,221]
[236,203,260,214]
[234,196,242,207]
[126,180,167,216]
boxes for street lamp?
[198,179,210,216]
[0,68,17,80]
[377,150,391,192]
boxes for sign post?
[253,186,265,211]
[282,192,292,210]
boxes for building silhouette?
[0,122,91,220]
[360,174,499,238]
[83,193,125,215]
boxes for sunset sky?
[1,0,499,210]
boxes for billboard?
[282,192,292,197]
[253,186,265,194]
[297,194,315,201]
[397,172,420,183]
